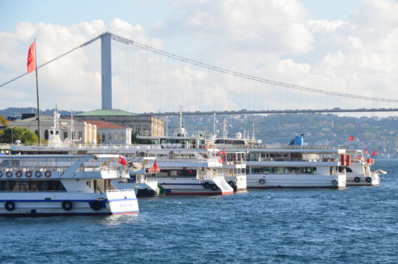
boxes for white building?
[10,115,97,144]
[83,120,132,145]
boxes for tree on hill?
[0,127,38,144]
[0,114,6,126]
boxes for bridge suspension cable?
[0,36,101,88]
[110,33,398,104]
[2,32,398,106]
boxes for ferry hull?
[157,177,234,196]
[346,173,380,186]
[0,191,138,216]
[225,175,247,192]
[112,180,160,197]
[247,174,346,189]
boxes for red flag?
[372,150,376,156]
[27,41,35,73]
[118,156,126,166]
[218,151,221,157]
[222,149,226,156]
[357,155,361,160]
[349,135,354,141]
[153,160,159,172]
[365,148,369,155]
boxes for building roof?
[83,120,126,129]
[77,109,136,116]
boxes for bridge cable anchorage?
[110,32,398,104]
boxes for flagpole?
[34,39,41,145]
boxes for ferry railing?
[222,144,346,150]
[156,158,222,165]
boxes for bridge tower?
[101,32,112,109]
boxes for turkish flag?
[372,150,376,156]
[118,156,126,166]
[365,148,369,155]
[349,135,354,141]
[223,149,226,156]
[27,41,35,73]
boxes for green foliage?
[0,114,7,126]
[0,127,38,144]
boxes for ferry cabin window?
[157,169,197,177]
[0,180,66,191]
[249,167,317,174]
[338,167,352,173]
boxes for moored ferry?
[213,135,346,189]
[244,145,346,189]
[0,154,138,216]
[85,146,234,196]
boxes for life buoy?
[0,171,3,177]
[354,177,360,183]
[203,182,211,189]
[90,201,102,211]
[332,179,338,186]
[45,171,51,178]
[228,181,235,188]
[210,184,218,191]
[366,177,372,183]
[5,201,15,211]
[35,171,42,178]
[16,171,22,178]
[259,179,265,185]
[62,200,73,211]
[6,171,12,178]
[25,171,32,178]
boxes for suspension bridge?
[2,32,398,116]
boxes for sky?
[1,0,398,115]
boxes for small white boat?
[0,154,138,216]
[144,147,234,196]
[344,150,385,186]
[112,157,163,197]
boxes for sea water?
[1,160,397,264]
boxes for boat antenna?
[252,121,255,140]
[213,112,216,136]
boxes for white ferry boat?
[213,135,346,189]
[143,147,234,195]
[112,156,163,197]
[89,146,234,196]
[244,145,346,189]
[0,154,138,216]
